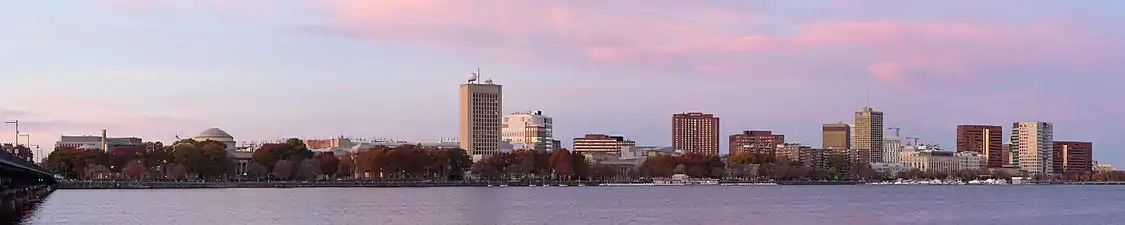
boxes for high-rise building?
[822,123,851,149]
[1052,141,1093,174]
[672,112,720,155]
[1000,143,1015,167]
[459,74,503,157]
[1011,121,1053,175]
[956,125,1004,168]
[573,134,636,154]
[775,143,810,162]
[502,110,559,151]
[853,107,884,163]
[729,130,785,156]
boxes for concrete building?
[775,143,810,162]
[573,134,636,155]
[459,74,503,157]
[957,125,1004,168]
[900,150,958,174]
[1011,121,1053,175]
[870,163,909,176]
[955,151,987,171]
[821,123,851,149]
[672,112,720,155]
[1094,163,1116,172]
[853,107,885,163]
[502,110,560,151]
[1052,141,1093,174]
[883,139,903,164]
[56,130,142,151]
[729,130,785,156]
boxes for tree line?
[43,140,1125,182]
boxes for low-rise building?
[56,134,142,151]
[573,134,635,155]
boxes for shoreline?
[54,180,1125,190]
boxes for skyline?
[2,1,1124,165]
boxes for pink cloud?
[314,1,1121,87]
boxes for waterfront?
[23,186,1125,225]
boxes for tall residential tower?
[853,107,884,163]
[459,71,503,157]
[1011,121,1053,175]
[672,112,720,155]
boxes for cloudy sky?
[2,1,1123,164]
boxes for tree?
[199,142,230,179]
[14,145,33,161]
[315,152,340,177]
[108,146,140,173]
[251,144,287,171]
[571,153,589,180]
[336,155,354,178]
[297,160,319,181]
[246,163,268,179]
[124,160,146,179]
[273,160,295,180]
[549,148,574,178]
[84,164,111,180]
[171,143,204,177]
[641,155,676,177]
[167,163,188,180]
[445,148,472,180]
[44,147,85,179]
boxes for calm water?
[23,186,1125,225]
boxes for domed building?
[192,128,237,151]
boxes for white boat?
[651,174,720,186]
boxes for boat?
[651,174,720,186]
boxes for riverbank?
[57,180,872,189]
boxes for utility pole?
[5,120,18,146]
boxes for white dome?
[196,128,233,139]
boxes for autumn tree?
[124,160,146,179]
[251,143,287,171]
[108,146,139,172]
[296,160,319,181]
[167,163,188,180]
[273,160,295,180]
[336,156,354,179]
[444,148,472,180]
[198,142,230,179]
[14,145,33,161]
[246,163,268,179]
[315,152,340,177]
[641,155,677,178]
[171,143,204,177]
[549,148,574,178]
[44,147,85,179]
[571,153,589,180]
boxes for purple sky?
[2,1,1123,165]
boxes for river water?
[22,186,1125,225]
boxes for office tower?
[729,130,785,156]
[854,107,884,163]
[502,110,559,151]
[459,72,503,157]
[1010,121,1053,175]
[956,125,1004,168]
[672,112,720,155]
[822,123,851,149]
[1052,141,1093,174]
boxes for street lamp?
[4,120,18,146]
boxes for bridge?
[0,149,56,222]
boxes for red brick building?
[729,130,785,156]
[956,125,1004,168]
[1052,141,1093,174]
[673,112,720,155]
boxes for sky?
[2,0,1124,165]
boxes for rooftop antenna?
[865,91,871,108]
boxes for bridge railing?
[0,149,51,175]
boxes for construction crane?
[886,127,901,138]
